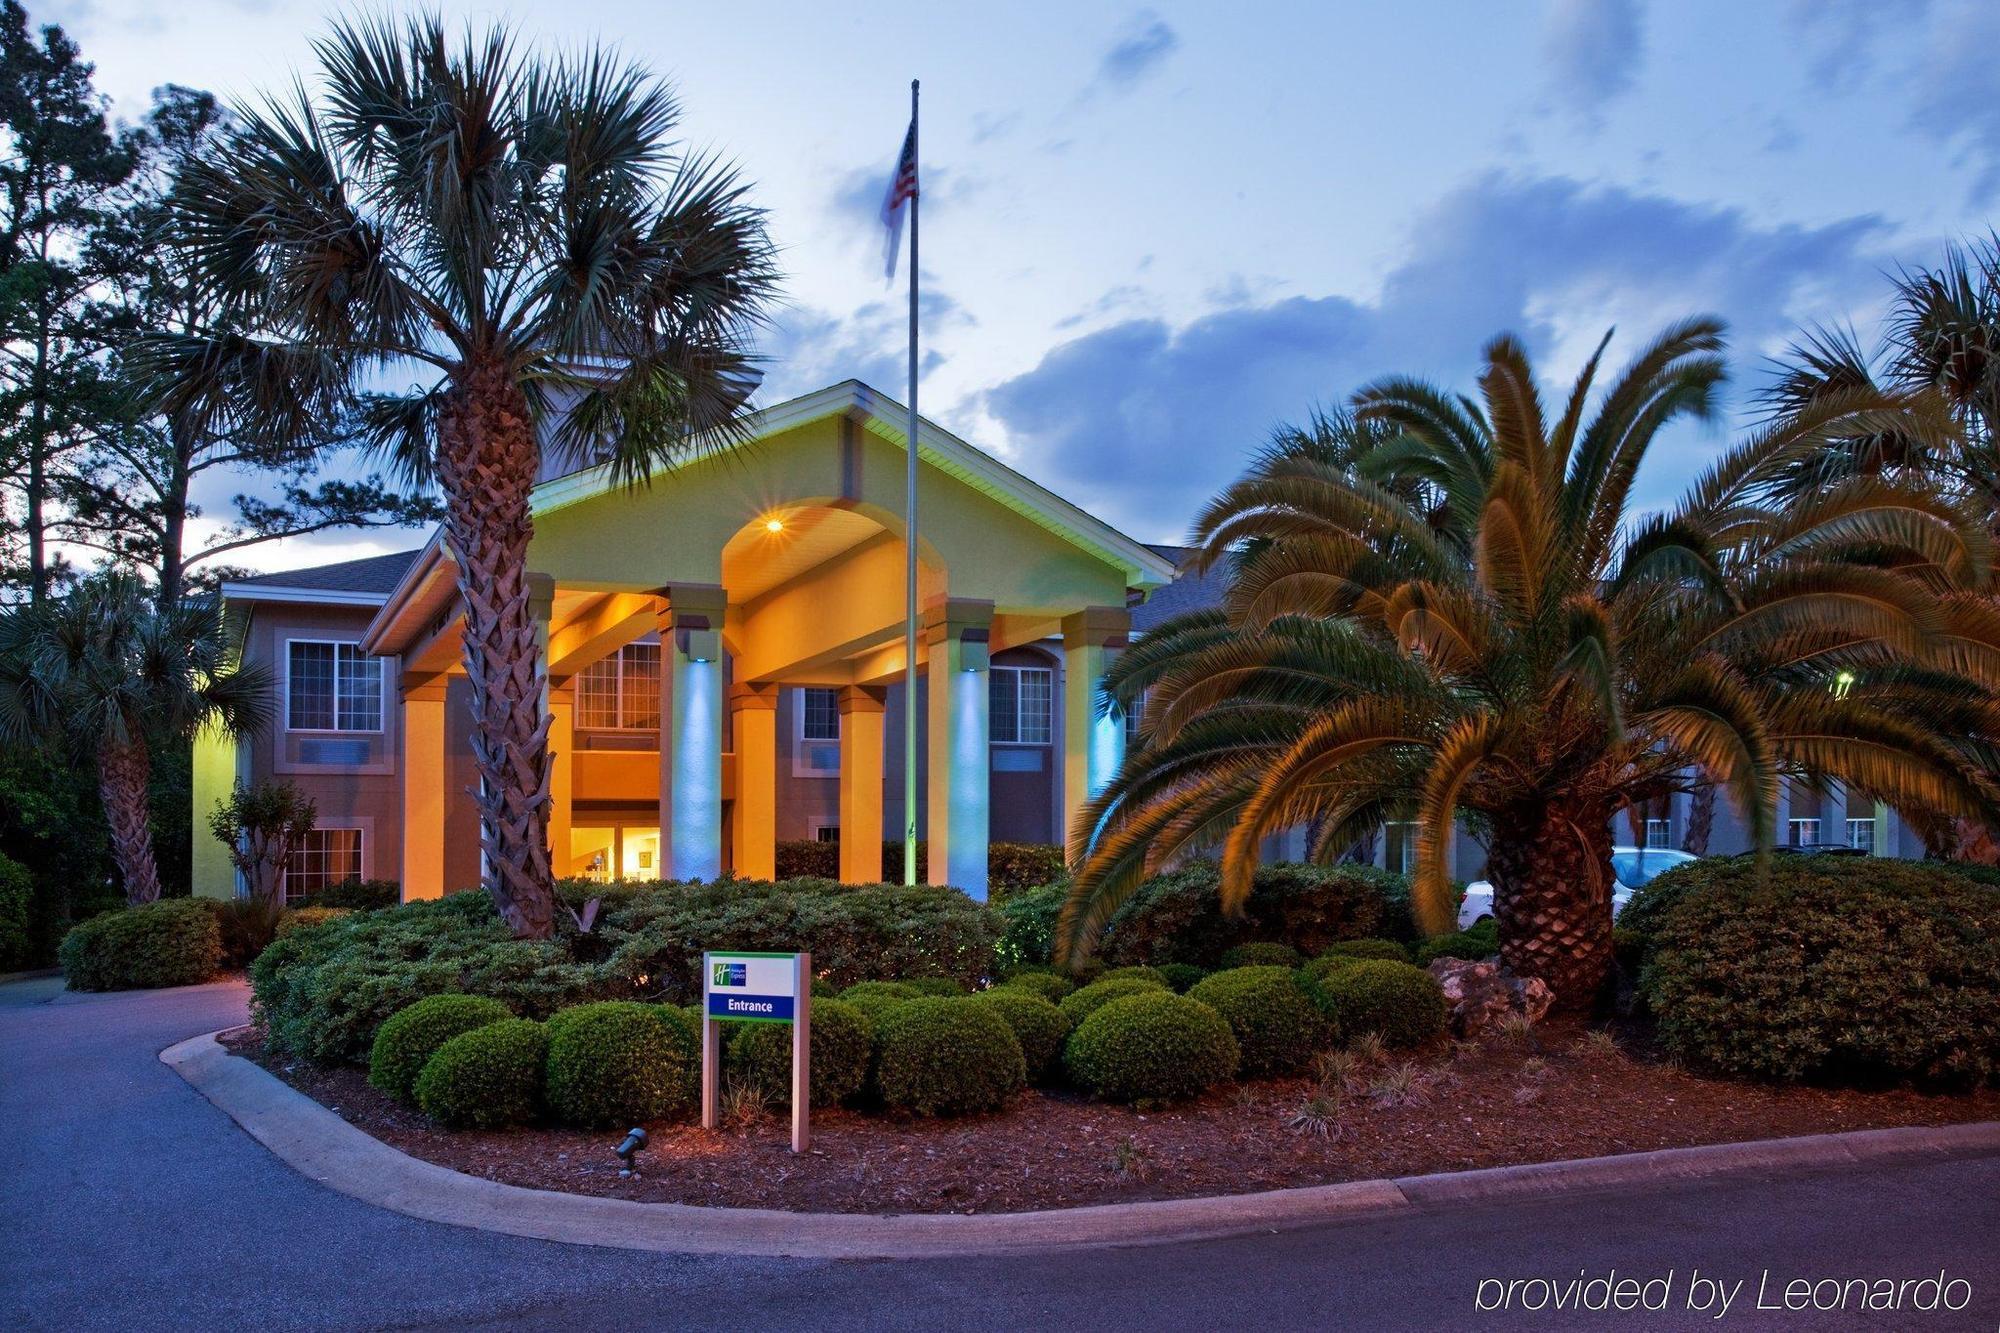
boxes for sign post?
[701,949,811,1153]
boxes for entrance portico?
[365,381,1176,901]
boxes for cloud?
[1907,0,2000,202]
[1541,0,1644,126]
[1786,0,1930,91]
[1091,12,1179,95]
[980,173,1888,543]
[754,290,971,405]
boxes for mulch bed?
[224,1023,2000,1215]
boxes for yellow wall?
[189,725,238,899]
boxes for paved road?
[3,976,1997,1332]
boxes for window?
[1788,817,1821,847]
[1644,818,1672,850]
[1124,690,1146,744]
[801,687,840,742]
[1383,821,1419,876]
[1846,817,1875,854]
[576,643,661,731]
[284,827,362,905]
[990,666,1053,744]
[287,641,382,732]
[812,823,840,843]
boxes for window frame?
[575,642,662,733]
[989,664,1054,746]
[1644,817,1672,850]
[1382,820,1419,876]
[282,825,364,906]
[1787,816,1822,846]
[1845,816,1876,853]
[792,687,842,777]
[284,638,385,734]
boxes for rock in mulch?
[1427,958,1554,1037]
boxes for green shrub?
[600,877,1000,997]
[1414,920,1498,966]
[837,979,923,1027]
[301,878,400,910]
[0,851,29,971]
[997,970,1074,1003]
[1100,861,1417,966]
[1320,937,1413,964]
[248,891,600,1064]
[1317,961,1447,1048]
[1299,954,1357,986]
[772,840,840,880]
[1217,941,1302,970]
[214,898,283,969]
[992,879,1065,973]
[988,843,1067,893]
[731,999,872,1107]
[1098,964,1169,987]
[1064,991,1240,1104]
[904,976,966,996]
[1186,966,1334,1076]
[1636,857,2000,1086]
[1157,962,1207,993]
[277,906,353,939]
[544,1001,698,1127]
[970,989,1071,1082]
[414,1018,548,1128]
[59,898,222,991]
[1058,976,1167,1027]
[368,994,514,1103]
[874,997,1026,1116]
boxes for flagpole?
[902,78,921,887]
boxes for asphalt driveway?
[2,975,1995,1331]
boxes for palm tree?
[0,575,269,903]
[1061,319,2000,1005]
[133,16,779,938]
[1760,236,2000,526]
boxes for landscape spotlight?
[615,1127,648,1177]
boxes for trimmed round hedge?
[1415,920,1498,966]
[874,998,1026,1116]
[1634,857,2000,1086]
[544,1002,698,1127]
[970,988,1072,1082]
[414,1018,548,1128]
[1097,965,1169,987]
[902,976,967,997]
[1185,965,1335,1076]
[1157,963,1208,994]
[60,899,222,992]
[1057,976,1166,1027]
[1319,938,1412,964]
[1064,991,1240,1104]
[998,970,1074,1003]
[1316,960,1447,1048]
[368,994,513,1103]
[1216,941,1302,970]
[838,980,923,1027]
[732,998,873,1107]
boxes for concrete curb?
[163,1028,2000,1260]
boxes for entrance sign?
[700,950,811,1152]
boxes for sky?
[37,0,2000,568]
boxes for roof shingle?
[229,549,422,597]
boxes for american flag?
[880,119,918,281]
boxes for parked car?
[1456,846,1698,929]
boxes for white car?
[1456,846,1696,930]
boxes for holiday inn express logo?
[712,962,746,988]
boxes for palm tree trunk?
[1486,796,1613,1010]
[1683,778,1715,856]
[98,736,162,905]
[435,358,554,940]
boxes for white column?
[1061,606,1129,860]
[659,585,728,881]
[926,599,992,900]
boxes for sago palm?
[134,16,779,937]
[1062,318,2000,1005]
[0,575,270,903]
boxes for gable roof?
[221,549,423,605]
[1131,544,1230,633]
[531,379,1179,591]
